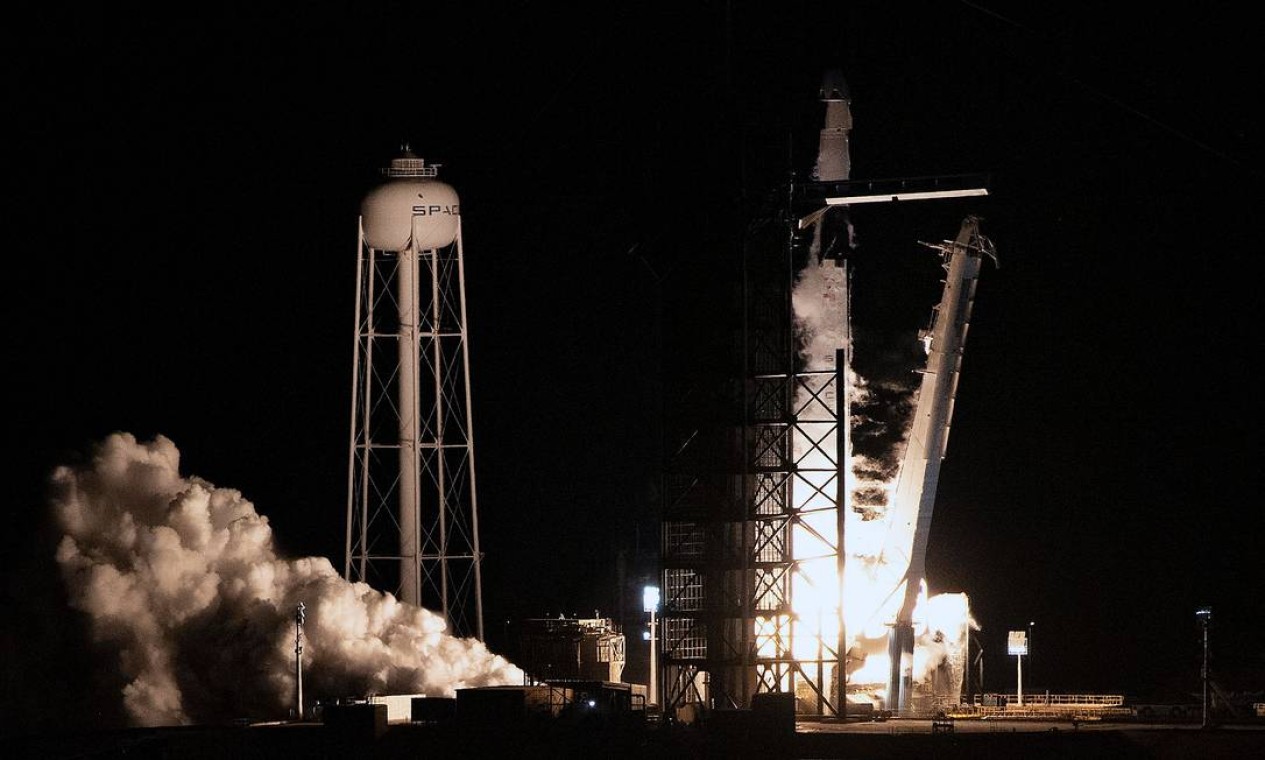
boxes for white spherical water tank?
[361,149,460,251]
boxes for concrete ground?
[798,716,1263,733]
[786,717,1265,760]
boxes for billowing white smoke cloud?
[912,591,977,693]
[791,257,848,369]
[51,432,523,727]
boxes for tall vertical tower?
[659,71,855,718]
[659,69,990,720]
[345,146,484,640]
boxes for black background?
[6,1,1261,731]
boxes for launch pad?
[658,70,995,720]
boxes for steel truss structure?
[660,171,990,719]
[660,184,849,717]
[345,224,485,640]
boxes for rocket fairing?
[814,68,853,185]
[820,68,850,101]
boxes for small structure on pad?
[518,616,626,683]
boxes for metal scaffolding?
[659,171,990,720]
[344,217,484,640]
[660,182,850,717]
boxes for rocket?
[811,69,858,259]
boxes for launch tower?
[344,146,485,640]
[659,71,991,719]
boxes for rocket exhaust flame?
[51,432,522,727]
[782,73,983,711]
[790,218,976,710]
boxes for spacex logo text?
[412,204,459,216]
[414,193,459,216]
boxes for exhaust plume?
[51,432,522,727]
[789,217,973,707]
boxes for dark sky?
[7,1,1261,728]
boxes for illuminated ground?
[799,717,1245,733]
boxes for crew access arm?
[885,215,995,713]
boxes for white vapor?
[51,432,523,727]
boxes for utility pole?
[1027,621,1035,697]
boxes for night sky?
[7,2,1261,731]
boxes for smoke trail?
[850,368,917,519]
[791,255,848,370]
[51,432,523,727]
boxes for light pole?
[644,586,660,708]
[1007,629,1028,708]
[1017,650,1023,707]
[294,602,306,721]
[1196,606,1212,729]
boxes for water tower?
[344,145,484,639]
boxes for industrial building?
[518,616,628,684]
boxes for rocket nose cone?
[820,68,850,101]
